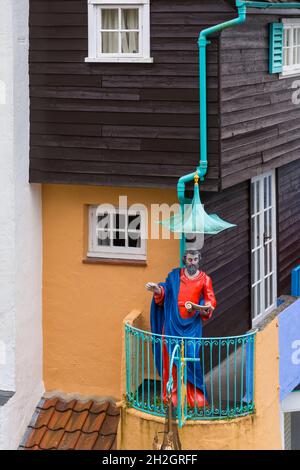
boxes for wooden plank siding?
[200,181,251,337]
[220,14,300,190]
[29,0,236,190]
[277,160,300,295]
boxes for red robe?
[154,269,217,408]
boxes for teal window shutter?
[269,23,284,74]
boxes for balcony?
[125,323,256,426]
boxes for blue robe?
[150,268,207,396]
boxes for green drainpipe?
[178,0,247,261]
[178,0,300,262]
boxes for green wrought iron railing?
[125,324,256,425]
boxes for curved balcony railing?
[125,324,256,424]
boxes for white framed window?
[88,205,147,260]
[86,0,153,63]
[282,19,300,76]
[251,171,277,327]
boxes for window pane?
[97,231,110,246]
[114,213,126,230]
[97,213,109,229]
[128,232,141,248]
[128,213,141,231]
[270,275,274,306]
[251,182,255,214]
[284,47,288,66]
[256,181,260,213]
[257,283,261,316]
[265,278,269,309]
[102,32,119,53]
[113,231,126,247]
[121,9,139,29]
[251,251,256,285]
[102,9,118,30]
[121,32,139,53]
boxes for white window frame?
[251,171,277,327]
[86,0,153,63]
[88,205,147,260]
[281,18,300,77]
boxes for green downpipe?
[178,0,300,262]
[177,0,247,261]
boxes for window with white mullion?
[251,171,277,326]
[283,20,300,75]
[88,206,146,260]
[87,1,151,63]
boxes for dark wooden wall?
[277,160,300,295]
[29,0,235,190]
[201,182,251,337]
[220,14,300,190]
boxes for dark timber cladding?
[220,13,300,190]
[29,0,235,190]
[277,160,300,295]
[201,181,251,337]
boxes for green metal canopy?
[160,175,236,235]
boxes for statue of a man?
[146,249,216,408]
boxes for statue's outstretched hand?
[146,282,161,295]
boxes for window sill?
[85,56,153,64]
[279,70,300,79]
[83,257,147,267]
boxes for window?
[86,0,152,63]
[88,205,147,260]
[282,19,300,76]
[251,171,277,326]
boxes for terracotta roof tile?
[34,407,56,429]
[64,410,89,432]
[82,410,106,434]
[58,431,81,450]
[93,434,116,451]
[89,401,109,414]
[48,409,73,431]
[55,399,77,412]
[25,426,48,448]
[73,400,93,413]
[39,397,59,410]
[20,396,120,451]
[39,429,65,450]
[75,431,99,450]
[100,414,120,436]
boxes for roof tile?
[20,396,120,451]
[48,409,73,431]
[23,426,48,449]
[39,429,65,450]
[73,400,93,413]
[93,434,116,451]
[34,407,56,429]
[89,401,109,414]
[57,431,81,450]
[75,431,99,450]
[39,397,59,410]
[64,410,89,433]
[82,410,106,433]
[55,399,77,412]
[100,414,120,436]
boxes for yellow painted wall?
[119,316,282,450]
[43,184,179,398]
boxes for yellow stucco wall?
[118,317,282,450]
[43,184,179,398]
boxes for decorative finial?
[194,173,200,186]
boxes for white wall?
[0,0,44,449]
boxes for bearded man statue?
[146,249,217,408]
